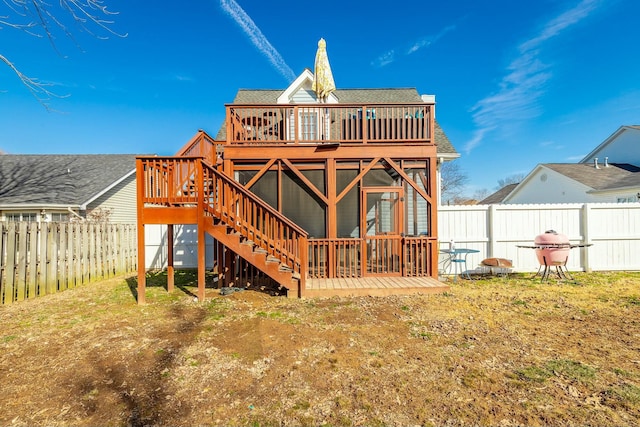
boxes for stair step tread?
[204,207,302,296]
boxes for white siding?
[292,89,317,103]
[507,168,610,204]
[582,127,640,166]
[144,224,216,270]
[86,174,137,223]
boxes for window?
[617,195,639,203]
[51,213,69,222]
[5,212,37,222]
[300,111,318,140]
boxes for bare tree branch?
[1,0,127,108]
[0,53,67,110]
[496,173,526,190]
[440,161,469,204]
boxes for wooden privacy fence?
[0,222,137,305]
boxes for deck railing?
[226,103,434,145]
[308,238,363,278]
[404,237,437,277]
[308,236,435,278]
[138,157,201,205]
[137,156,308,282]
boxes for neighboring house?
[503,162,640,204]
[479,183,518,204]
[0,154,139,223]
[581,125,640,166]
[136,55,459,301]
[496,125,640,204]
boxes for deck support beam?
[216,240,224,288]
[136,223,145,304]
[197,161,206,301]
[136,159,146,304]
[167,225,174,292]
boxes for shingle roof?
[216,88,457,154]
[543,163,640,190]
[0,154,138,206]
[479,183,519,204]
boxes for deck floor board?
[304,276,448,298]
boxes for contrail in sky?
[372,25,456,68]
[220,0,296,82]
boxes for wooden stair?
[137,155,308,300]
[203,221,301,297]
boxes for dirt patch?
[1,272,639,426]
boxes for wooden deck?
[303,276,448,298]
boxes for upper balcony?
[224,103,434,145]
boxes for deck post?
[224,249,233,287]
[429,156,439,279]
[167,224,174,292]
[299,236,308,297]
[196,160,206,301]
[216,240,224,288]
[136,224,145,304]
[326,158,337,278]
[135,158,146,304]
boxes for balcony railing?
[225,103,433,145]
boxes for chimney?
[594,158,600,169]
[421,94,436,118]
[604,157,609,167]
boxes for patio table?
[440,248,480,282]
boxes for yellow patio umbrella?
[312,38,336,101]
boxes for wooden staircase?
[137,150,308,299]
[203,221,302,295]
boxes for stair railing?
[138,156,309,291]
[200,162,308,282]
[174,130,220,165]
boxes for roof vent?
[604,157,609,167]
[594,158,600,169]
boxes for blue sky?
[2,0,640,196]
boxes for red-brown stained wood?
[136,104,445,302]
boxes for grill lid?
[534,230,570,247]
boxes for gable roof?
[542,163,640,191]
[0,154,139,208]
[580,125,640,163]
[479,183,518,204]
[215,87,457,155]
[276,69,339,104]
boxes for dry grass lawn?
[1,271,639,427]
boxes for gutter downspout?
[67,207,84,221]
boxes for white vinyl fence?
[438,202,640,273]
[144,203,640,274]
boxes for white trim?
[587,185,640,194]
[80,169,135,209]
[276,69,338,104]
[502,164,545,203]
[579,125,639,163]
[0,204,81,210]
